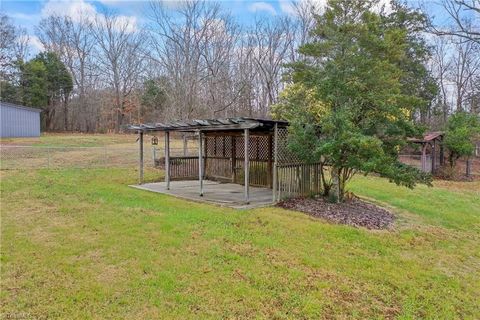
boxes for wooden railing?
[168,155,272,187]
[170,156,199,180]
[275,163,323,199]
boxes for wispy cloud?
[248,2,276,15]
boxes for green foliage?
[274,0,434,201]
[33,52,73,106]
[444,112,480,168]
[141,79,168,114]
[19,59,48,108]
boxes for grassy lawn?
[0,132,137,147]
[1,167,479,319]
[1,132,479,319]
[0,132,188,149]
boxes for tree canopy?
[273,0,434,202]
[444,111,480,170]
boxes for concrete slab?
[130,180,274,209]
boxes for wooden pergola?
[128,117,289,204]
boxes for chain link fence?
[0,145,193,170]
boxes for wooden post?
[198,131,204,196]
[204,135,208,179]
[440,136,445,166]
[165,131,170,190]
[466,158,471,177]
[267,134,273,188]
[272,123,278,202]
[231,136,236,183]
[183,134,187,156]
[244,128,250,203]
[431,141,436,173]
[421,143,427,172]
[139,131,144,184]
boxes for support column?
[198,131,204,196]
[244,128,250,204]
[231,136,236,182]
[440,137,445,166]
[138,131,144,184]
[183,134,187,156]
[431,141,436,173]
[267,134,273,188]
[272,123,278,202]
[165,131,170,190]
[421,143,427,172]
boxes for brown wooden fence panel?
[276,163,322,199]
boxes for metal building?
[0,101,41,138]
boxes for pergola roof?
[408,131,444,144]
[126,117,288,133]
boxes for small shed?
[408,131,445,173]
[128,117,322,206]
[0,101,41,138]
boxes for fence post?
[47,147,51,169]
[152,146,156,166]
[466,158,471,177]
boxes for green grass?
[0,132,137,147]
[0,132,186,148]
[1,168,479,319]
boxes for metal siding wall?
[0,105,41,137]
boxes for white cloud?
[248,2,277,15]
[279,0,327,16]
[279,0,296,16]
[40,0,137,33]
[372,0,393,15]
[41,0,97,22]
[16,34,44,54]
[28,35,45,52]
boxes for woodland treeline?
[0,0,479,133]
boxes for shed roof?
[0,101,42,113]
[408,131,444,143]
[126,117,288,133]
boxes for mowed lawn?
[1,166,480,318]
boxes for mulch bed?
[278,197,395,230]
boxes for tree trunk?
[63,97,68,131]
[116,109,123,134]
[331,167,341,203]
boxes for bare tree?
[92,12,146,132]
[449,39,480,112]
[1,14,29,80]
[37,14,97,130]
[431,36,453,123]
[250,16,296,116]
[427,0,480,43]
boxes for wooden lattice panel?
[202,134,273,187]
[276,127,301,164]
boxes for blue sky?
[0,0,452,55]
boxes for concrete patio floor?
[130,180,274,209]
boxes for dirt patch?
[278,197,395,230]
